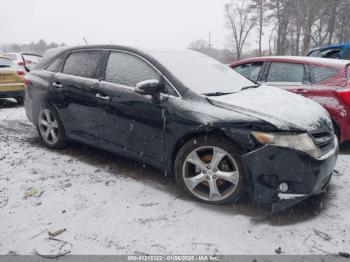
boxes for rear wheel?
[37,106,67,149]
[174,136,245,204]
[16,96,24,105]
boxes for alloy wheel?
[182,146,240,202]
[38,109,59,145]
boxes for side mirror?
[135,79,162,96]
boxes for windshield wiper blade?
[240,85,260,91]
[202,92,236,97]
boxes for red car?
[230,56,350,143]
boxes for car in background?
[308,43,350,60]
[0,56,25,104]
[24,45,337,211]
[2,52,42,75]
[230,56,350,144]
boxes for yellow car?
[0,56,25,104]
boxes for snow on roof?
[233,56,350,68]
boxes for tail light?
[24,77,30,88]
[25,60,32,64]
[16,70,25,76]
[17,61,24,66]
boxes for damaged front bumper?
[241,138,338,213]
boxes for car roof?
[230,56,350,69]
[310,43,350,52]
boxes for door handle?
[96,93,110,101]
[52,82,63,88]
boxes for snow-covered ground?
[0,100,349,256]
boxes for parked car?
[308,43,350,60]
[230,56,350,143]
[25,45,338,211]
[2,52,42,75]
[0,56,25,104]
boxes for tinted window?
[0,57,14,68]
[267,62,304,83]
[233,62,263,81]
[343,48,350,60]
[105,52,159,87]
[320,48,341,59]
[63,50,101,78]
[46,55,65,72]
[310,65,338,83]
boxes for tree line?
[0,39,65,55]
[191,0,350,62]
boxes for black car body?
[24,45,338,211]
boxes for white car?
[2,52,42,75]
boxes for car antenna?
[82,36,88,45]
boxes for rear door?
[264,61,309,95]
[96,50,167,166]
[51,50,104,144]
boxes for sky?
[2,0,232,49]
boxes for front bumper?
[241,138,338,212]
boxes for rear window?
[267,62,304,83]
[0,57,14,68]
[3,54,17,61]
[309,65,339,84]
[63,50,101,79]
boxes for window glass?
[63,50,101,78]
[233,62,263,81]
[343,48,350,60]
[0,57,14,68]
[46,56,64,72]
[267,62,304,83]
[105,52,159,87]
[308,50,320,57]
[3,54,17,61]
[310,65,338,83]
[320,48,341,59]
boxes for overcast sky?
[3,0,232,49]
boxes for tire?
[36,105,67,149]
[16,96,24,105]
[174,135,246,204]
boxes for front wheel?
[174,136,245,204]
[37,106,67,149]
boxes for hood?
[208,86,333,132]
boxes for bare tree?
[225,0,257,60]
[249,0,269,56]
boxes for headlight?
[252,131,321,158]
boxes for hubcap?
[182,146,240,202]
[38,109,59,145]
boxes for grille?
[309,129,334,156]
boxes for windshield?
[149,50,255,94]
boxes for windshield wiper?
[202,92,236,97]
[240,85,260,91]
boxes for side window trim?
[103,49,181,98]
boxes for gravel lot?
[0,99,349,255]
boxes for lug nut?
[213,175,217,179]
[207,165,211,169]
[213,168,217,172]
[206,176,210,180]
[202,170,206,174]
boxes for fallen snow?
[0,102,349,255]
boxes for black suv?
[24,45,338,211]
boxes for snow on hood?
[209,86,333,132]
